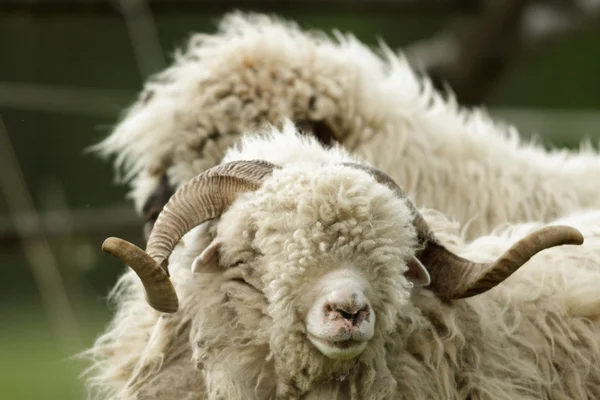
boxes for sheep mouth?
[314,337,361,349]
[307,334,368,360]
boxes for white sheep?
[92,12,600,240]
[84,122,600,400]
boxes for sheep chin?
[308,334,367,361]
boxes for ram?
[84,123,600,400]
[93,12,600,240]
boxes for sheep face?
[194,165,421,387]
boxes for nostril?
[338,309,355,320]
[331,305,369,325]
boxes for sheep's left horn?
[101,160,279,313]
[420,225,583,299]
[340,163,584,300]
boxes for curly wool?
[93,11,600,239]
[85,125,600,399]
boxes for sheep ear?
[191,255,204,273]
[191,240,222,273]
[406,256,431,287]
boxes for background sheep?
[93,12,600,241]
[85,123,600,400]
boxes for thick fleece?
[84,125,600,399]
[93,12,600,239]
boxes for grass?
[0,305,111,400]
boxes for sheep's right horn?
[146,160,280,268]
[101,160,280,312]
[102,237,178,313]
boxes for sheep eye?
[228,260,244,268]
[226,276,263,296]
[230,277,251,286]
[222,262,262,293]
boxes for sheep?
[84,122,600,400]
[92,11,600,240]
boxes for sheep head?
[101,161,584,370]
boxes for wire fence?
[0,0,165,353]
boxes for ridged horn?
[102,237,178,313]
[419,226,583,299]
[101,160,280,312]
[146,160,279,268]
[340,163,584,300]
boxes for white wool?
[222,120,357,167]
[92,11,600,239]
[85,126,600,399]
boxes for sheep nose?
[306,270,376,360]
[326,300,371,327]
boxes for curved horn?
[101,160,279,312]
[418,225,583,300]
[102,237,179,313]
[146,160,279,268]
[340,163,584,300]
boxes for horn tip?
[102,236,134,253]
[557,225,584,246]
[101,236,179,313]
[573,231,584,246]
[101,236,118,252]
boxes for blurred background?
[1,0,599,398]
